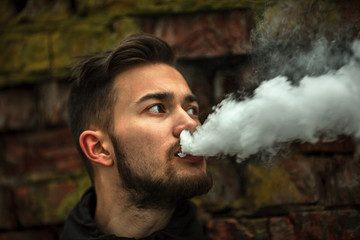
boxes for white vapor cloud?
[180,40,360,160]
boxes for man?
[62,33,213,240]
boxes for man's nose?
[173,108,199,138]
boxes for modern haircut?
[68,33,175,182]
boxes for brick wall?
[1,0,360,239]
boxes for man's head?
[68,34,212,208]
[69,34,175,181]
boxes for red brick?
[176,63,214,121]
[295,135,356,154]
[281,154,360,207]
[241,218,268,240]
[0,127,83,176]
[0,229,56,240]
[38,81,70,126]
[142,10,254,58]
[0,187,18,229]
[0,81,69,130]
[14,180,80,227]
[324,155,360,206]
[245,163,318,209]
[337,0,360,38]
[269,217,296,240]
[279,155,321,204]
[0,88,37,131]
[290,209,360,240]
[207,218,254,240]
[198,158,243,212]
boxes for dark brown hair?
[68,33,175,182]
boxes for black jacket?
[61,188,212,240]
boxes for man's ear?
[79,130,114,167]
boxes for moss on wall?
[246,164,304,209]
[55,173,92,221]
[0,0,278,87]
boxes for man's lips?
[183,154,204,162]
[175,151,204,162]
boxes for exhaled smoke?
[180,40,360,160]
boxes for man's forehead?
[113,64,193,103]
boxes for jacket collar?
[61,187,211,240]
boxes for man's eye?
[187,107,198,116]
[148,104,165,113]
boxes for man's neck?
[94,186,176,239]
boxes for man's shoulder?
[61,193,211,240]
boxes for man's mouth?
[177,152,187,158]
[175,150,204,162]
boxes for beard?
[109,134,213,209]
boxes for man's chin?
[131,171,213,209]
[171,170,213,195]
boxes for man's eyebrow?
[185,94,199,104]
[135,92,199,105]
[136,92,174,104]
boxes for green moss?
[15,0,71,24]
[246,164,304,209]
[52,16,139,70]
[130,0,274,15]
[0,0,17,23]
[22,33,50,72]
[73,0,273,16]
[0,0,283,88]
[55,174,92,220]
[256,0,342,42]
[25,173,91,224]
[0,34,25,72]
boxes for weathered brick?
[241,218,268,240]
[22,33,50,72]
[278,155,321,204]
[196,158,243,213]
[0,80,70,131]
[0,34,25,74]
[177,62,214,120]
[0,88,37,131]
[0,0,17,23]
[257,0,342,43]
[324,155,360,206]
[280,154,360,207]
[17,0,71,23]
[296,135,356,154]
[142,10,254,58]
[0,229,56,240]
[245,164,312,209]
[0,127,83,177]
[338,0,360,38]
[38,81,69,126]
[207,218,254,240]
[290,209,360,240]
[52,29,109,70]
[14,175,91,227]
[131,0,271,15]
[269,217,296,240]
[75,0,125,15]
[0,187,18,230]
[72,0,272,17]
[51,17,138,72]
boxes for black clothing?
[61,188,211,240]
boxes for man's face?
[110,63,212,208]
